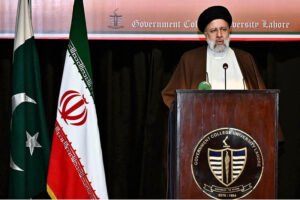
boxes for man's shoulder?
[182,46,206,58]
[231,47,253,58]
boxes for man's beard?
[207,37,230,53]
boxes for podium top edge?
[176,89,280,94]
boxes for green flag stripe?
[69,0,93,81]
[68,41,94,98]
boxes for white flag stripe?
[14,0,33,51]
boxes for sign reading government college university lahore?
[1,0,300,40]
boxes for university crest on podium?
[191,128,263,199]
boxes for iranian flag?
[47,0,108,199]
[9,0,50,198]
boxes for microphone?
[223,63,228,90]
[198,73,211,90]
[198,81,211,90]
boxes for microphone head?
[223,63,228,69]
[198,81,212,90]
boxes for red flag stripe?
[47,121,99,199]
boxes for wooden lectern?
[169,90,278,199]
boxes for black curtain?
[0,39,300,198]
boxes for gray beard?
[207,37,230,53]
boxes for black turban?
[197,6,232,32]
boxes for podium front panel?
[170,90,278,199]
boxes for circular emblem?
[191,128,263,199]
[59,90,89,126]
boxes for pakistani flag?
[9,0,50,198]
[47,0,108,199]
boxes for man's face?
[204,19,230,53]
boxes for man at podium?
[162,5,266,108]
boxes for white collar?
[207,46,229,59]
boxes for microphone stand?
[224,69,227,90]
[223,63,228,90]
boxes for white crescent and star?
[26,131,42,155]
[10,155,24,172]
[12,93,36,113]
[10,92,38,172]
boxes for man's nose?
[217,29,223,37]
